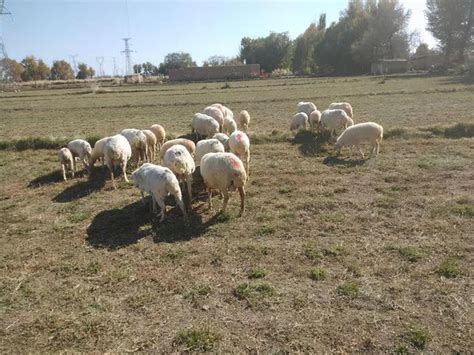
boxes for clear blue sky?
[2,0,435,75]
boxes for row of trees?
[2,56,95,82]
[239,0,473,75]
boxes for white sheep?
[90,137,109,167]
[297,101,317,116]
[120,128,148,164]
[290,112,309,132]
[191,113,220,139]
[58,147,74,181]
[228,131,250,177]
[163,144,195,204]
[223,116,237,135]
[195,139,225,166]
[309,110,322,132]
[150,124,166,152]
[335,122,383,159]
[200,152,247,215]
[160,138,196,160]
[67,139,92,173]
[238,110,251,133]
[103,134,132,189]
[212,133,230,151]
[131,163,187,222]
[203,106,224,132]
[142,129,157,162]
[329,102,353,118]
[320,109,354,138]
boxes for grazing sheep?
[195,139,225,166]
[160,138,196,160]
[191,113,220,139]
[212,133,230,151]
[228,131,250,177]
[163,144,195,204]
[131,163,187,222]
[142,129,157,162]
[238,110,251,133]
[223,116,237,135]
[335,122,383,159]
[309,110,322,132]
[58,147,74,181]
[329,102,353,118]
[120,128,148,164]
[150,124,166,152]
[90,137,109,167]
[67,139,92,173]
[320,109,353,138]
[200,152,247,215]
[297,101,317,116]
[103,134,132,189]
[203,106,224,132]
[290,112,309,132]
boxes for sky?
[1,0,436,75]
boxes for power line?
[121,38,135,76]
[0,0,12,82]
[96,56,105,77]
[70,54,78,76]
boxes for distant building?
[169,64,260,81]
[408,54,443,71]
[371,59,408,75]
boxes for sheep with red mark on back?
[228,130,250,177]
[200,152,247,216]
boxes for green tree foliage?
[36,59,51,80]
[292,17,326,75]
[50,60,74,80]
[240,32,292,73]
[76,63,95,79]
[203,55,243,67]
[426,0,474,63]
[158,52,196,75]
[20,56,38,81]
[414,42,437,56]
[133,64,142,74]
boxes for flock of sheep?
[291,101,384,157]
[56,100,383,223]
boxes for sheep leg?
[207,189,213,210]
[110,170,117,190]
[238,186,245,216]
[152,195,158,214]
[121,161,129,183]
[356,145,365,159]
[61,164,67,181]
[185,175,193,206]
[246,150,250,179]
[157,198,166,222]
[375,141,380,156]
[72,157,77,174]
[222,190,229,213]
[174,195,188,223]
[348,146,353,159]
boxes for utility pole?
[70,54,78,77]
[96,56,105,77]
[0,0,12,82]
[122,38,135,76]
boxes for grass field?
[1,75,473,352]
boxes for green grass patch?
[184,285,212,300]
[309,267,327,281]
[386,245,430,262]
[303,243,321,261]
[404,325,430,349]
[336,281,360,299]
[175,328,220,351]
[234,282,275,307]
[247,267,266,279]
[436,259,463,278]
[257,224,276,236]
[163,249,187,261]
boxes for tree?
[414,42,436,56]
[0,58,23,82]
[158,52,196,75]
[426,0,474,63]
[76,63,95,79]
[142,62,158,76]
[203,55,227,66]
[133,64,143,74]
[240,32,292,72]
[20,56,39,81]
[352,0,411,64]
[50,60,74,80]
[37,59,50,80]
[292,17,326,75]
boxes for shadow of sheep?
[291,130,332,157]
[322,156,367,167]
[52,168,107,202]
